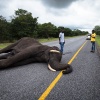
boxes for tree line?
[0,9,89,42]
[94,26,100,35]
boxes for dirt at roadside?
[96,42,100,57]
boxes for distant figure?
[59,30,65,54]
[90,30,96,53]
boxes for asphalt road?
[0,36,100,100]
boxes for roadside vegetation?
[0,37,70,49]
[0,8,100,49]
[0,8,88,43]
[96,35,100,46]
[0,43,11,49]
[0,38,58,49]
[38,37,58,43]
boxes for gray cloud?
[0,0,99,32]
[0,0,12,8]
[41,0,78,9]
[0,0,7,9]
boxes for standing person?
[59,30,65,54]
[90,30,96,53]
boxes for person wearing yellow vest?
[90,30,96,52]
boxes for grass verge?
[38,38,58,43]
[0,38,59,49]
[0,36,81,49]
[96,35,100,46]
[0,43,12,49]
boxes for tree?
[64,28,72,36]
[11,9,38,39]
[94,25,100,35]
[72,29,85,36]
[37,22,57,38]
[0,16,10,42]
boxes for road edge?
[96,42,100,57]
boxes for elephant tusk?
[48,64,56,71]
[50,50,60,53]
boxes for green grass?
[0,38,59,49]
[38,38,58,43]
[0,43,12,49]
[96,35,100,46]
[0,36,81,49]
[38,36,73,43]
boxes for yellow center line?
[38,41,87,100]
[68,41,87,64]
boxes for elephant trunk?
[48,59,72,74]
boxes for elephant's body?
[0,37,72,74]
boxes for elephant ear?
[45,46,61,62]
[44,48,51,62]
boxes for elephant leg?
[0,40,20,53]
[0,47,41,68]
[0,52,12,59]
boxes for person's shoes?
[90,50,95,53]
[90,50,93,52]
[92,51,95,53]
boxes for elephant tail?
[62,64,73,74]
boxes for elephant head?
[44,46,73,74]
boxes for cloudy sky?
[0,0,100,33]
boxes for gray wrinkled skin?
[0,37,72,74]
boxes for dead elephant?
[0,37,72,74]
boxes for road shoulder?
[96,42,100,57]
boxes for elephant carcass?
[0,37,72,74]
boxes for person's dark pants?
[91,41,95,51]
[60,42,64,53]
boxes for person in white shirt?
[59,30,65,54]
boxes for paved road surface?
[0,36,100,100]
